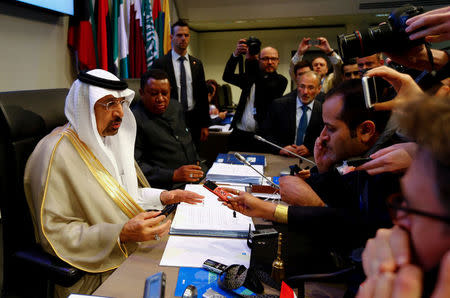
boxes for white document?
[159,236,251,268]
[171,185,254,236]
[207,163,263,178]
[206,163,263,184]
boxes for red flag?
[128,0,147,78]
[67,0,96,70]
[95,0,113,71]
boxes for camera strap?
[424,42,436,76]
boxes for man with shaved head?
[223,39,287,152]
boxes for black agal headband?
[77,71,128,90]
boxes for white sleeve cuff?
[137,188,165,210]
[329,52,342,65]
[291,52,303,65]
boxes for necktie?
[296,104,309,145]
[178,56,188,111]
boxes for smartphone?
[160,203,178,216]
[202,259,228,274]
[362,76,383,109]
[308,39,320,46]
[203,180,232,202]
[143,272,166,298]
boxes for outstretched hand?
[220,188,277,221]
[365,66,423,111]
[160,189,204,205]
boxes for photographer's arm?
[384,45,449,72]
[289,37,312,81]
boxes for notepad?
[206,163,263,185]
[170,185,254,238]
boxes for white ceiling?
[173,0,447,32]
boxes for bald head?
[297,71,321,104]
[259,47,280,73]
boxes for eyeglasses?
[260,57,279,62]
[344,71,360,78]
[387,193,450,225]
[97,98,128,111]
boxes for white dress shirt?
[171,49,194,111]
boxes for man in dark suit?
[151,20,209,146]
[223,39,287,152]
[264,71,324,157]
[133,69,206,190]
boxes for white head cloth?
[64,69,139,199]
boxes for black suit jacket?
[132,100,203,190]
[222,54,287,130]
[151,51,210,129]
[263,90,324,153]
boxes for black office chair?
[125,78,142,108]
[0,89,84,297]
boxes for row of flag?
[68,0,171,79]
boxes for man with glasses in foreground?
[357,96,450,297]
[24,69,203,296]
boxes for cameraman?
[223,38,287,152]
[290,37,344,93]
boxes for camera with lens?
[244,36,262,56]
[337,5,424,60]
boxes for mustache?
[109,117,122,125]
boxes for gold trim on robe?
[61,126,145,218]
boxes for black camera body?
[338,5,424,60]
[244,36,261,56]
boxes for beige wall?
[195,27,345,104]
[0,3,74,92]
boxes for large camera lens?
[337,5,424,61]
[337,23,392,61]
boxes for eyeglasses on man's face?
[97,98,128,111]
[387,193,450,225]
[260,57,279,62]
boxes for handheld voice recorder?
[203,180,233,202]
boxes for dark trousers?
[185,109,201,149]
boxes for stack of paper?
[206,163,263,184]
[170,185,254,238]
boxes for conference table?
[93,153,317,298]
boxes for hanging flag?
[95,0,114,71]
[152,0,165,58]
[162,0,171,54]
[118,0,129,79]
[111,0,119,75]
[67,0,96,71]
[128,0,147,78]
[142,0,159,68]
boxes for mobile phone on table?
[143,272,166,298]
[362,76,384,109]
[203,180,232,202]
[202,259,228,274]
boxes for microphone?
[253,135,316,166]
[233,152,280,189]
